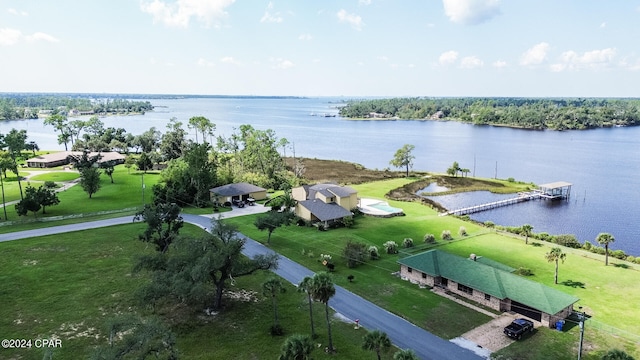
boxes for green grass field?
[0,224,400,360]
[1,175,638,359]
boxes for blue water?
[369,202,403,214]
[2,97,639,254]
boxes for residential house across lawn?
[209,182,267,205]
[26,151,125,168]
[292,183,358,227]
[398,250,579,327]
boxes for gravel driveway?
[458,313,539,352]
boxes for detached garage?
[209,182,267,204]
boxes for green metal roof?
[397,250,579,315]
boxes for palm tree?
[596,233,615,266]
[310,272,336,353]
[393,348,419,360]
[362,330,391,360]
[521,224,533,245]
[278,334,314,360]
[545,247,566,284]
[298,276,316,338]
[262,277,286,328]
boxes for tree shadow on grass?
[612,263,630,269]
[560,280,585,288]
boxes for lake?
[2,97,639,255]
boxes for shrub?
[423,233,436,244]
[441,230,452,241]
[458,226,467,236]
[347,274,355,282]
[514,267,533,276]
[626,256,635,263]
[554,234,581,248]
[507,177,515,182]
[317,223,326,231]
[530,242,543,247]
[611,250,627,260]
[368,245,379,260]
[635,257,640,265]
[536,232,552,242]
[342,215,355,228]
[402,238,414,248]
[582,240,592,250]
[484,221,495,228]
[44,180,57,188]
[592,246,606,255]
[383,241,398,254]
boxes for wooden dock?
[440,192,542,216]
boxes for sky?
[1,0,640,97]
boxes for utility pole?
[141,172,145,206]
[577,307,585,360]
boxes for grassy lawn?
[2,174,638,359]
[0,224,399,360]
[223,178,640,358]
[0,166,161,232]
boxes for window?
[457,283,473,295]
[422,273,427,279]
[407,267,412,273]
[484,294,491,301]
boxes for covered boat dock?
[537,181,572,200]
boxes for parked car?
[503,318,534,340]
[232,199,245,208]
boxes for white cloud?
[220,56,240,65]
[492,60,507,68]
[520,42,550,66]
[442,0,501,25]
[26,32,60,43]
[460,56,484,69]
[337,9,364,30]
[196,57,215,67]
[551,48,616,72]
[8,8,28,16]
[140,0,235,28]
[298,33,312,41]
[359,0,372,5]
[377,56,389,62]
[0,28,59,46]
[270,57,294,69]
[260,2,283,23]
[600,22,606,28]
[439,50,459,65]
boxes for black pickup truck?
[503,318,534,339]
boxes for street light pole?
[577,306,585,360]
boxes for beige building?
[292,183,357,226]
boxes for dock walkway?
[440,191,541,216]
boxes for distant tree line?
[0,95,153,120]
[339,97,640,130]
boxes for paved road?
[1,213,484,360]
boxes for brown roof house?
[398,250,579,327]
[292,183,358,226]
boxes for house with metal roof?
[209,182,267,204]
[398,250,579,327]
[292,183,357,226]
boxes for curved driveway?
[1,212,484,360]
